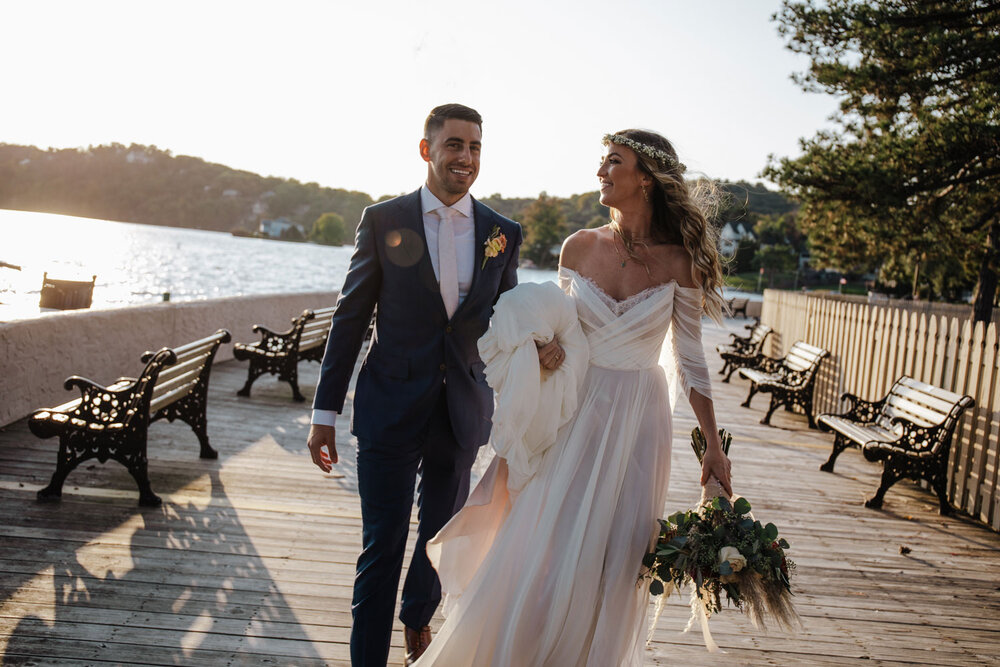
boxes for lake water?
[0,209,756,322]
[0,209,559,321]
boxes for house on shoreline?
[260,217,305,239]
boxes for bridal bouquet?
[643,428,798,649]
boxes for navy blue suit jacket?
[313,189,522,449]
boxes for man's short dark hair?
[424,103,483,141]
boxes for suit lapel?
[397,189,444,308]
[456,199,493,315]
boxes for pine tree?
[765,0,1000,318]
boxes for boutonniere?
[481,225,508,269]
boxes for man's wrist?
[312,409,339,427]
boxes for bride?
[414,129,732,666]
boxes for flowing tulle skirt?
[416,363,673,666]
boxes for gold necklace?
[609,222,653,254]
[612,233,628,268]
[610,225,653,277]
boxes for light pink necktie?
[438,207,459,318]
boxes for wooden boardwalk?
[1,319,999,666]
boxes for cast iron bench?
[727,297,749,318]
[817,376,974,515]
[738,341,829,428]
[716,323,772,383]
[234,306,335,401]
[29,329,231,507]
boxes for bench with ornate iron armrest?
[716,323,772,383]
[29,329,231,507]
[233,306,336,401]
[738,341,829,428]
[817,376,974,515]
[727,297,749,318]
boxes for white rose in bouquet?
[719,546,746,572]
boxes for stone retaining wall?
[0,291,338,427]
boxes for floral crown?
[602,133,686,173]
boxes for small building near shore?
[719,222,754,257]
[260,218,304,239]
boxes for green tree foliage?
[0,143,373,236]
[280,224,306,242]
[732,237,760,274]
[764,1,1000,318]
[754,244,798,275]
[309,212,350,246]
[482,191,609,242]
[753,215,800,275]
[520,193,567,268]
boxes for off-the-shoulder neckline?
[558,266,702,299]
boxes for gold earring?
[641,185,649,202]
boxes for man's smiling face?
[421,118,482,203]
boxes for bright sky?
[1,0,838,200]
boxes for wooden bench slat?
[896,376,968,407]
[784,354,814,372]
[150,367,204,404]
[890,383,960,415]
[169,346,212,367]
[170,332,229,359]
[882,394,950,428]
[154,353,209,385]
[299,338,326,352]
[817,415,899,446]
[149,383,198,414]
[301,328,333,341]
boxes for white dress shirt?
[312,185,477,427]
[421,186,476,301]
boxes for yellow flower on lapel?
[481,225,508,269]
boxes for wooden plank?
[870,307,889,401]
[929,314,947,389]
[828,300,848,415]
[980,324,1000,528]
[912,312,929,384]
[949,320,975,501]
[958,322,987,515]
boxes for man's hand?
[307,424,338,473]
[537,339,565,371]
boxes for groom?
[307,103,523,666]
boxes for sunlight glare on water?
[0,209,358,320]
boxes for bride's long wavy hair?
[606,129,726,323]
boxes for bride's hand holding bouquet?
[698,429,732,498]
[644,428,799,652]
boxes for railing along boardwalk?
[0,320,998,665]
[761,290,1000,530]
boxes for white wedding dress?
[416,266,713,666]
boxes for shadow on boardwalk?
[0,317,998,665]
